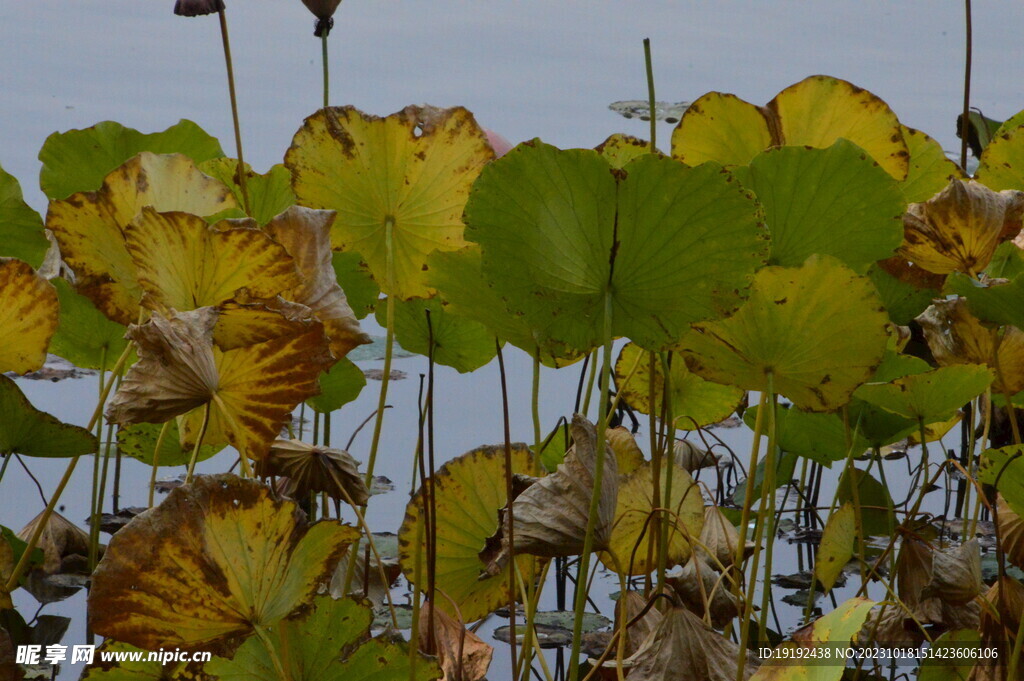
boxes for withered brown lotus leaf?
[920,539,983,605]
[263,205,371,358]
[667,557,741,628]
[618,606,758,681]
[89,474,359,654]
[899,179,1024,275]
[855,602,927,650]
[697,505,754,570]
[174,0,225,16]
[674,439,720,472]
[996,494,1024,570]
[482,414,617,576]
[15,511,91,575]
[418,601,493,681]
[0,539,13,609]
[213,293,319,350]
[329,548,400,606]
[616,590,663,659]
[917,298,1024,395]
[256,438,370,506]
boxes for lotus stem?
[148,420,172,507]
[185,402,212,483]
[643,38,656,151]
[581,348,598,417]
[755,380,779,643]
[425,309,438,652]
[321,32,330,109]
[568,291,614,681]
[646,351,659,595]
[253,624,287,680]
[960,0,973,171]
[656,353,674,589]
[409,515,424,674]
[515,561,555,681]
[364,218,397,485]
[217,9,250,215]
[495,339,518,673]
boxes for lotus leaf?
[482,415,617,574]
[306,358,365,413]
[731,141,904,270]
[866,261,940,326]
[48,279,131,372]
[901,126,965,203]
[0,166,49,268]
[105,307,333,460]
[46,152,237,325]
[917,630,984,681]
[39,120,223,200]
[89,475,359,653]
[696,505,754,570]
[744,407,868,465]
[595,133,654,168]
[426,245,579,367]
[465,141,768,352]
[0,375,97,458]
[198,158,296,225]
[331,251,379,319]
[605,426,646,476]
[256,439,370,506]
[836,469,894,537]
[210,294,318,351]
[419,602,492,681]
[750,597,875,681]
[899,179,1024,276]
[599,458,703,575]
[672,75,908,180]
[126,208,303,317]
[997,494,1024,569]
[117,420,221,467]
[917,298,1024,395]
[666,557,740,628]
[0,258,58,374]
[854,364,993,423]
[815,503,855,591]
[16,511,91,575]
[979,446,1024,515]
[614,343,743,430]
[975,124,1024,192]
[398,443,537,622]
[376,296,496,373]
[948,270,1024,330]
[286,105,494,300]
[680,255,890,411]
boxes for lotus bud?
[174,0,225,16]
[301,0,342,36]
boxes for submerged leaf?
[89,475,359,654]
[0,258,58,374]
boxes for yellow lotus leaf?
[672,75,908,179]
[285,105,495,299]
[917,298,1024,395]
[213,294,320,351]
[105,307,334,460]
[46,152,237,324]
[126,207,302,316]
[599,459,704,576]
[606,426,646,476]
[900,125,965,203]
[89,474,359,654]
[0,258,57,374]
[262,205,371,358]
[899,179,1024,275]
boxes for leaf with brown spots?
[0,258,57,374]
[286,105,495,300]
[88,475,359,655]
[45,152,237,325]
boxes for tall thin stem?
[321,32,330,109]
[643,38,656,151]
[960,0,973,171]
[495,339,518,673]
[217,9,250,215]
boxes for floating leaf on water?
[89,474,359,654]
[0,375,97,458]
[287,105,494,300]
[608,100,691,123]
[0,258,58,375]
[46,152,237,325]
[493,623,572,649]
[256,438,370,506]
[420,602,492,681]
[680,255,890,412]
[0,165,49,268]
[398,443,538,623]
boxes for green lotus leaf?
[0,375,97,458]
[845,398,919,449]
[331,251,379,319]
[198,158,296,226]
[985,241,1024,279]
[994,110,1024,137]
[426,245,580,367]
[0,165,49,268]
[918,630,985,681]
[731,140,904,270]
[816,503,855,591]
[948,271,1024,329]
[49,278,131,372]
[979,446,1024,516]
[398,444,539,622]
[900,126,965,203]
[853,364,993,423]
[871,349,931,384]
[0,258,58,375]
[680,255,890,411]
[80,640,214,679]
[465,141,768,352]
[306,358,365,413]
[614,342,742,430]
[286,105,495,300]
[744,407,868,465]
[673,75,908,180]
[866,261,940,326]
[376,296,496,373]
[39,119,223,200]
[837,468,894,537]
[595,133,654,168]
[206,596,441,681]
[89,474,360,654]
[46,152,238,325]
[117,420,223,467]
[976,125,1024,191]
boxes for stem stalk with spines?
[568,290,613,681]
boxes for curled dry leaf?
[674,439,720,472]
[329,547,400,607]
[263,206,371,358]
[419,601,493,681]
[899,178,1024,275]
[481,414,617,576]
[696,505,754,570]
[917,298,1024,395]
[895,537,983,634]
[16,511,92,575]
[616,590,663,659]
[89,474,359,654]
[996,494,1024,570]
[257,438,370,506]
[919,538,983,605]
[666,557,741,628]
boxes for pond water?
[3,2,1024,679]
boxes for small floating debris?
[609,100,691,124]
